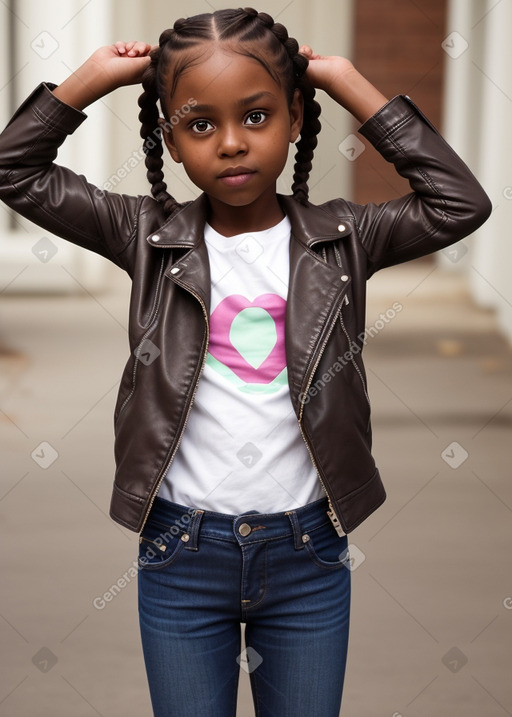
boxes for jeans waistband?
[146,495,333,550]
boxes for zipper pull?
[327,504,345,537]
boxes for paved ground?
[1,257,511,716]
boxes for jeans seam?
[250,667,263,717]
[243,549,268,613]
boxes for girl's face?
[161,44,303,227]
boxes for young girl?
[0,7,491,717]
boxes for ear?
[158,118,182,164]
[289,89,304,143]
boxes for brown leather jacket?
[0,83,491,533]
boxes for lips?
[217,166,255,178]
[217,166,256,187]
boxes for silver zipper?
[338,311,371,409]
[297,420,345,537]
[298,299,348,537]
[298,238,350,535]
[139,250,350,536]
[327,238,370,410]
[139,280,210,534]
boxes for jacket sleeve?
[352,95,492,275]
[0,82,146,273]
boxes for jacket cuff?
[6,82,87,133]
[358,94,440,149]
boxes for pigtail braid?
[137,8,323,212]
[291,75,321,205]
[137,41,180,217]
[261,13,322,206]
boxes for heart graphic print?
[207,293,287,389]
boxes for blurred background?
[0,1,511,716]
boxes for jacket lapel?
[147,194,212,314]
[147,193,352,406]
[281,197,353,408]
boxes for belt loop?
[286,510,305,550]
[184,509,204,551]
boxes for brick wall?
[353,0,447,204]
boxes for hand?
[53,41,154,110]
[298,45,388,123]
[85,41,154,92]
[299,46,355,94]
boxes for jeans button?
[238,523,252,537]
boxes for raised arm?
[0,43,156,271]
[52,41,152,109]
[299,46,492,273]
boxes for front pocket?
[138,520,186,571]
[303,522,350,570]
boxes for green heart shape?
[229,308,277,369]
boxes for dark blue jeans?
[138,495,351,717]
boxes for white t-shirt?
[157,215,325,513]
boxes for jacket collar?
[146,193,352,249]
[283,196,353,407]
[147,193,353,407]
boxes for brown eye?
[245,111,266,126]
[191,120,213,133]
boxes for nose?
[217,123,248,157]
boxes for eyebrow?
[189,91,279,114]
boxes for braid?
[138,43,180,217]
[137,8,322,213]
[252,9,322,205]
[291,75,322,205]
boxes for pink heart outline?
[209,293,286,384]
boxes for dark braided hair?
[138,8,322,216]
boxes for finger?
[132,41,152,56]
[299,44,313,57]
[127,41,152,57]
[113,40,152,59]
[125,40,138,56]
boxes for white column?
[439,0,484,273]
[469,0,512,339]
[442,0,475,162]
[0,0,113,293]
[441,0,512,343]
